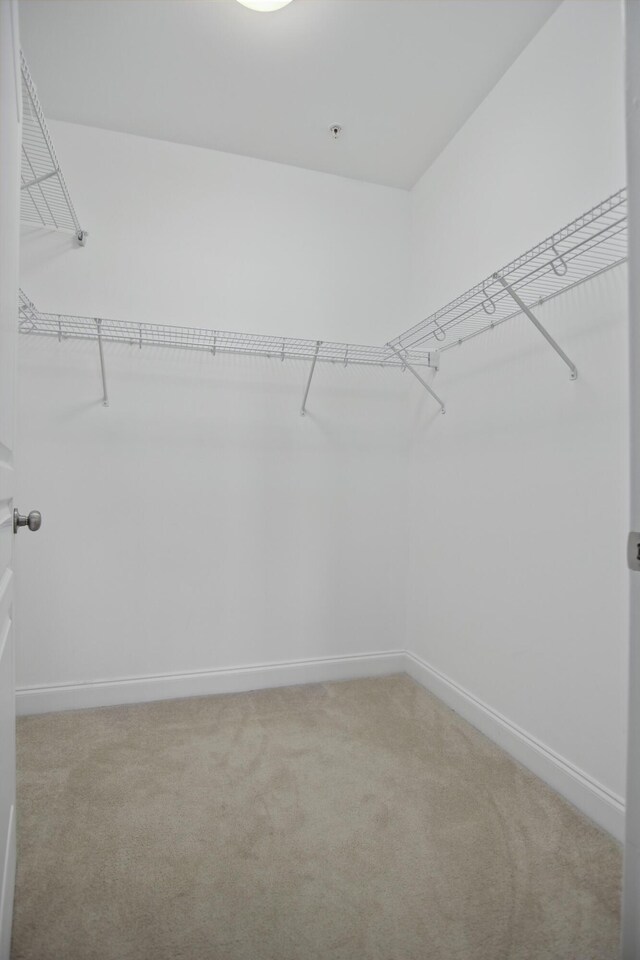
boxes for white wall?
[405,0,628,805]
[16,126,412,692]
[20,122,411,343]
[15,0,629,834]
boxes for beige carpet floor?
[12,675,621,960]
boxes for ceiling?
[19,0,560,190]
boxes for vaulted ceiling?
[19,0,560,189]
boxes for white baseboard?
[15,651,406,717]
[405,650,625,841]
[16,648,625,841]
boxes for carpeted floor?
[12,675,621,960]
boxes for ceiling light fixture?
[236,0,294,11]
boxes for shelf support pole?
[96,319,109,407]
[388,345,446,414]
[494,273,578,380]
[301,341,321,416]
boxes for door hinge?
[628,532,640,571]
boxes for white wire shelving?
[18,188,628,415]
[389,188,627,374]
[17,291,436,413]
[20,51,86,244]
[17,295,435,368]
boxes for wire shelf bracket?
[96,320,109,406]
[388,344,445,414]
[494,273,578,379]
[300,341,321,416]
[389,188,628,378]
[20,50,87,245]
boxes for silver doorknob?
[13,508,42,534]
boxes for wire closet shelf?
[17,292,434,369]
[20,50,86,243]
[389,188,627,356]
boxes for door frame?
[622,0,640,955]
[0,2,21,958]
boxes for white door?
[0,2,21,957]
[623,1,640,956]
